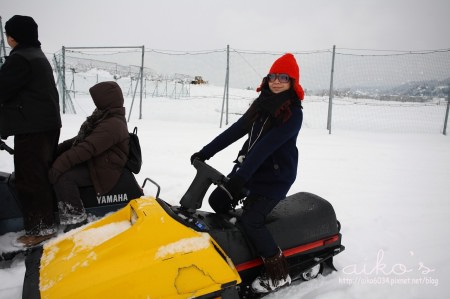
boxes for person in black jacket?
[191,53,304,294]
[0,15,61,247]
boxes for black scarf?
[72,109,109,146]
[245,87,299,128]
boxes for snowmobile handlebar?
[179,158,227,211]
[0,140,14,155]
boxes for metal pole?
[71,68,76,99]
[53,54,60,86]
[62,46,66,114]
[139,45,144,120]
[220,45,230,128]
[327,45,336,134]
[443,85,450,135]
[0,17,6,65]
[128,69,141,123]
[226,45,230,126]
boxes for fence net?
[325,49,450,133]
[2,41,449,134]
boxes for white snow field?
[1,83,449,299]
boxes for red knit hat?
[257,53,304,100]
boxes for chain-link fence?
[53,46,450,134]
[324,48,450,134]
[1,39,449,134]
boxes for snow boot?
[251,249,291,293]
[14,233,56,248]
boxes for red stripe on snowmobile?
[235,234,340,272]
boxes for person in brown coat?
[49,81,129,230]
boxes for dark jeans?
[209,187,281,258]
[14,129,60,235]
[53,163,91,224]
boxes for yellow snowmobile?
[23,160,344,298]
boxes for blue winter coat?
[200,104,303,200]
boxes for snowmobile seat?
[78,168,143,216]
[0,172,21,234]
[266,192,340,247]
[199,192,340,265]
[0,169,143,234]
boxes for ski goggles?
[267,73,291,83]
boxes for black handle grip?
[0,141,14,155]
[179,159,226,211]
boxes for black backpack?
[126,127,142,174]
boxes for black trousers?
[209,187,280,258]
[14,129,60,235]
[53,163,91,224]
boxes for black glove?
[223,175,247,207]
[190,151,208,165]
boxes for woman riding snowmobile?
[190,53,304,294]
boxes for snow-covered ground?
[1,83,449,298]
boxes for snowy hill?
[318,78,450,101]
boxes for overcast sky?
[2,0,449,54]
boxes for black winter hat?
[5,15,41,46]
